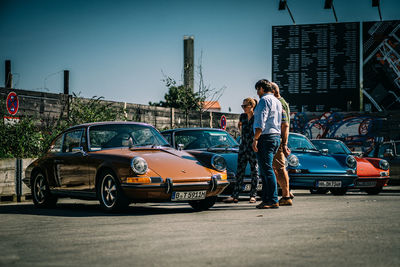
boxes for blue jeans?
[256,134,281,204]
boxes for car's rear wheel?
[189,196,217,211]
[364,187,383,195]
[97,171,129,212]
[330,188,348,195]
[309,188,329,194]
[32,172,57,208]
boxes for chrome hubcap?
[101,175,117,208]
[34,174,46,204]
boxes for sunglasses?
[241,104,250,108]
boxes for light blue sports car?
[287,133,358,195]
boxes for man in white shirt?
[252,79,282,209]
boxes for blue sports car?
[161,128,261,195]
[287,133,358,195]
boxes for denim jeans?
[256,134,281,204]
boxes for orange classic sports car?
[312,139,390,195]
[23,122,229,212]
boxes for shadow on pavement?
[0,202,199,217]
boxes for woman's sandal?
[223,197,239,203]
[249,197,257,203]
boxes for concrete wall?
[0,158,35,201]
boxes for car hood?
[93,147,215,181]
[356,158,382,177]
[190,148,245,175]
[292,151,348,174]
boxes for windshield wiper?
[207,144,238,152]
[294,147,318,151]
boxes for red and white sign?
[220,115,227,130]
[3,116,20,125]
[6,91,19,115]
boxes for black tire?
[97,171,129,212]
[31,172,57,208]
[189,196,217,211]
[310,188,329,194]
[330,188,348,195]
[365,187,383,195]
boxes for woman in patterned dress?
[224,98,259,203]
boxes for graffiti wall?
[290,111,398,153]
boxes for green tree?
[150,76,204,110]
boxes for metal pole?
[285,2,296,25]
[15,158,22,202]
[5,60,12,88]
[332,3,338,23]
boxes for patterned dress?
[232,113,259,198]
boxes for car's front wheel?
[97,171,129,212]
[364,187,383,195]
[189,196,217,211]
[330,188,348,195]
[32,172,57,208]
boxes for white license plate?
[317,181,342,188]
[356,181,377,187]
[171,191,206,201]
[243,184,263,192]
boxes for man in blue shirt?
[252,79,283,209]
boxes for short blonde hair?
[243,97,256,108]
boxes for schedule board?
[363,20,400,111]
[272,22,360,112]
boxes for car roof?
[162,128,226,133]
[311,139,342,142]
[66,121,152,131]
[289,132,307,137]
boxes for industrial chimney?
[183,36,194,92]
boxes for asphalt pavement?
[0,188,400,267]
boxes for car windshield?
[89,124,169,151]
[174,130,238,150]
[288,134,318,151]
[311,140,351,154]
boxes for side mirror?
[72,147,87,156]
[321,148,328,154]
[178,144,184,151]
[384,149,394,158]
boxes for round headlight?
[346,155,357,169]
[211,155,226,171]
[131,156,148,175]
[379,159,389,170]
[287,154,299,167]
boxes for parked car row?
[24,122,391,212]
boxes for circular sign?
[6,91,19,115]
[220,115,227,130]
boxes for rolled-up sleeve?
[253,99,269,132]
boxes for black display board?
[272,22,360,112]
[363,20,400,111]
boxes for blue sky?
[1,0,400,113]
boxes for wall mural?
[290,112,386,153]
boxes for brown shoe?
[249,197,257,203]
[256,202,279,209]
[223,197,238,203]
[279,197,293,206]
